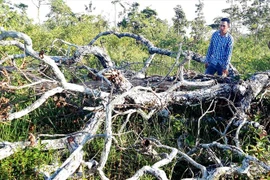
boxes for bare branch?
[3,87,64,121]
[48,111,106,179]
[200,141,270,172]
[177,150,208,179]
[0,79,57,90]
[196,99,216,146]
[128,138,178,180]
[134,54,156,78]
[97,103,113,179]
[127,166,168,180]
[89,31,173,56]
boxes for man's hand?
[222,69,229,77]
[205,63,209,69]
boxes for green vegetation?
[0,145,55,180]
[0,0,270,179]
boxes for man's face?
[219,21,229,34]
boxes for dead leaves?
[102,69,132,91]
[53,93,67,108]
[28,133,36,146]
[0,97,11,120]
[103,69,125,85]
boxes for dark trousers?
[205,63,223,76]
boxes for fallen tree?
[0,27,269,179]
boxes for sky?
[15,0,230,25]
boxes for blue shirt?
[205,30,234,70]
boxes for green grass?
[0,145,55,180]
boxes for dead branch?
[134,54,156,78]
[200,141,270,172]
[5,87,64,121]
[128,138,178,180]
[88,31,239,76]
[97,103,113,180]
[48,111,105,179]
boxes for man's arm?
[223,36,234,71]
[222,36,234,75]
[205,34,215,66]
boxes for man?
[205,18,234,76]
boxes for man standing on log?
[205,18,234,76]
